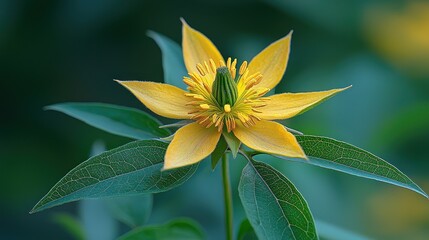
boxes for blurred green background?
[1,0,429,239]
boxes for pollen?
[184,57,270,132]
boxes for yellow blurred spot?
[364,2,429,77]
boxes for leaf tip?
[29,205,40,214]
[146,30,160,41]
[43,105,55,111]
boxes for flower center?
[183,58,270,132]
[212,66,238,106]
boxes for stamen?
[254,74,263,84]
[239,61,248,75]
[186,57,266,132]
[188,110,200,114]
[230,58,237,79]
[209,59,217,72]
[199,104,210,110]
[212,114,218,123]
[193,95,205,100]
[231,59,237,69]
[219,59,225,67]
[197,64,205,76]
[204,61,211,73]
[224,104,231,113]
[183,78,196,87]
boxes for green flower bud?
[212,67,238,107]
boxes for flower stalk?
[222,153,233,240]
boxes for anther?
[183,78,196,87]
[209,59,217,72]
[197,64,205,76]
[239,61,248,75]
[231,59,237,70]
[199,104,210,110]
[193,94,205,100]
[224,104,231,113]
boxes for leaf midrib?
[248,161,297,240]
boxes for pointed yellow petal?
[258,86,351,120]
[116,80,192,119]
[182,19,224,73]
[233,120,306,159]
[248,32,292,89]
[164,123,221,169]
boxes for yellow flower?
[117,20,349,170]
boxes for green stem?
[222,153,233,240]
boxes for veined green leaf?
[118,218,205,240]
[105,194,153,228]
[278,135,428,198]
[46,103,170,139]
[78,141,118,240]
[239,158,317,240]
[31,140,198,213]
[147,30,188,89]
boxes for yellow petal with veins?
[258,86,351,120]
[182,18,224,73]
[248,32,292,89]
[233,120,306,159]
[164,123,221,169]
[116,80,192,119]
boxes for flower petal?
[164,123,221,169]
[258,86,351,120]
[116,80,192,119]
[248,32,292,89]
[181,18,224,73]
[233,120,306,159]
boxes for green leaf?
[31,140,198,213]
[316,220,369,240]
[285,135,428,198]
[52,213,85,240]
[223,131,241,158]
[237,219,258,240]
[119,218,205,240]
[46,102,170,139]
[238,158,318,240]
[147,30,188,89]
[105,194,153,228]
[211,137,228,170]
[160,120,193,129]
